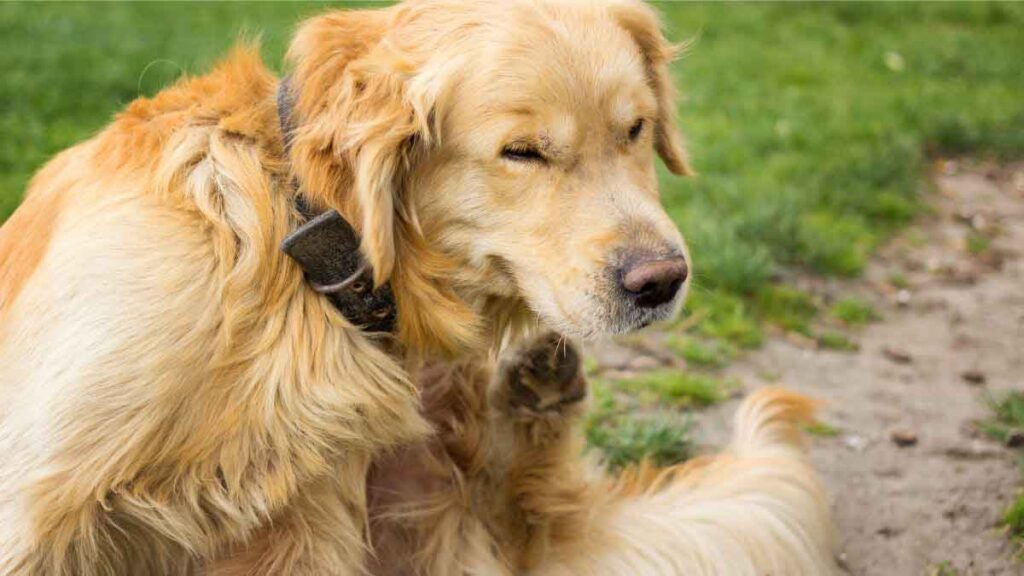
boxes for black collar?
[277,77,398,334]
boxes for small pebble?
[890,429,918,447]
[960,369,986,385]
[883,346,913,364]
[896,289,912,307]
[843,434,869,452]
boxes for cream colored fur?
[0,0,837,574]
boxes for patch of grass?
[804,420,841,438]
[585,414,693,471]
[613,370,732,407]
[1003,492,1024,557]
[887,272,910,289]
[966,232,992,255]
[797,212,876,276]
[686,290,763,349]
[585,377,694,470]
[754,284,818,335]
[981,392,1024,556]
[664,335,734,368]
[926,561,959,576]
[816,331,859,352]
[830,298,880,327]
[979,391,1024,446]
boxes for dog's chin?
[535,295,685,341]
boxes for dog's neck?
[276,76,399,338]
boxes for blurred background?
[2,3,1023,574]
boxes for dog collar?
[277,77,398,334]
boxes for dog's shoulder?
[102,45,283,174]
[0,46,287,315]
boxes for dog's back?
[0,46,425,574]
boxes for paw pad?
[504,333,586,413]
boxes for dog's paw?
[497,332,587,417]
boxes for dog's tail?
[730,385,818,456]
[533,387,838,576]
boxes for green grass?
[816,331,859,352]
[585,413,693,471]
[664,335,734,368]
[684,290,763,349]
[966,232,992,255]
[830,298,880,327]
[1004,493,1024,558]
[887,272,910,289]
[980,392,1024,556]
[584,378,694,469]
[613,370,731,408]
[804,420,841,438]
[979,392,1024,446]
[754,284,818,335]
[926,561,960,576]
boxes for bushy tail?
[730,386,820,456]
[532,387,837,576]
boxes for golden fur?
[0,0,837,574]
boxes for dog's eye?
[501,144,545,163]
[628,118,645,141]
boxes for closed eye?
[628,118,645,141]
[501,144,546,163]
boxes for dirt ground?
[593,162,1024,575]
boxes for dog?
[0,0,837,574]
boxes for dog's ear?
[286,8,437,286]
[610,1,694,176]
[286,7,482,355]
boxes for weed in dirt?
[613,370,732,408]
[830,298,880,327]
[685,291,763,349]
[979,391,1024,446]
[754,284,818,335]
[816,331,859,352]
[1002,492,1024,557]
[585,414,693,471]
[926,561,959,576]
[664,335,734,368]
[887,272,910,289]
[804,421,842,438]
[966,231,992,255]
[980,392,1024,555]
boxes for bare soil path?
[592,162,1024,575]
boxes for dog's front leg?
[482,331,595,571]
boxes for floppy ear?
[610,0,694,176]
[286,8,434,286]
[286,7,482,355]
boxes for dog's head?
[287,0,691,352]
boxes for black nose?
[619,255,688,308]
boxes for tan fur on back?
[0,1,836,574]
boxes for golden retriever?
[0,0,837,574]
